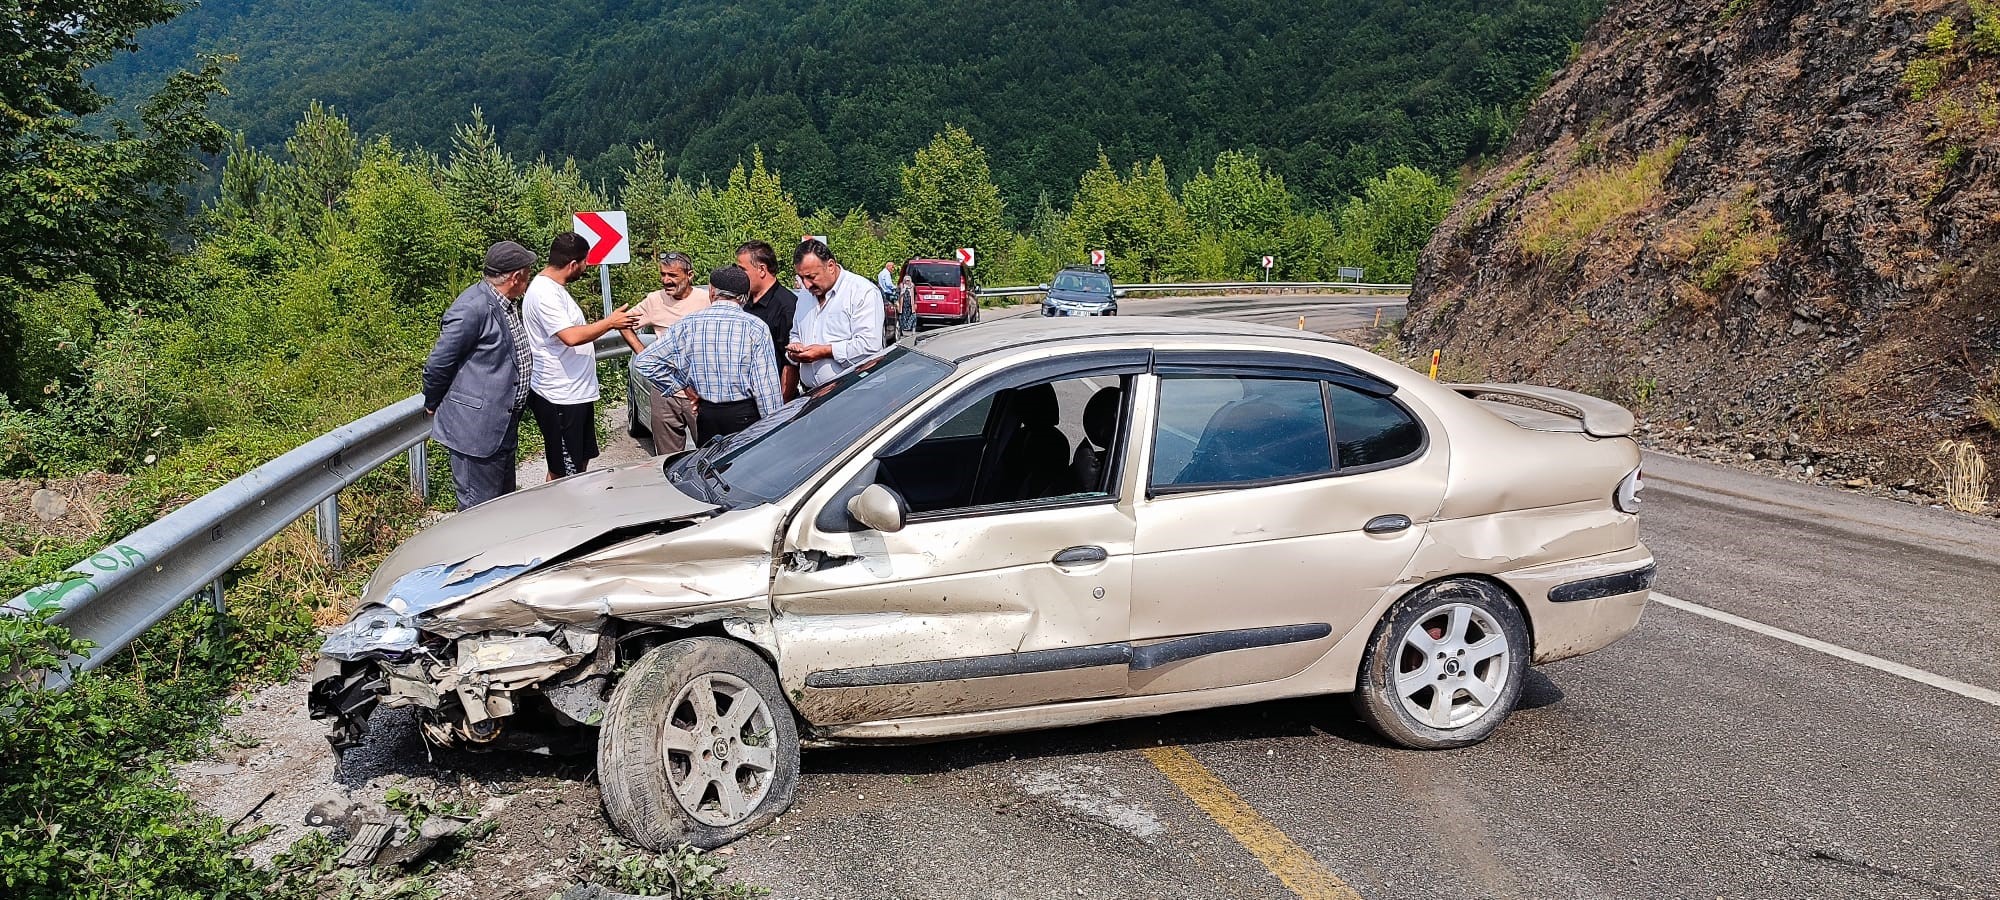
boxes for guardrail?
[4,284,1408,685]
[5,337,640,689]
[975,280,1412,299]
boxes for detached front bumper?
[309,624,617,753]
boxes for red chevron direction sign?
[956,247,976,266]
[573,211,629,266]
[1090,249,1106,266]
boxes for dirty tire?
[1353,579,1530,750]
[598,637,800,849]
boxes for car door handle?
[1052,546,1108,566]
[1363,514,1413,535]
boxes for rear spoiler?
[1447,383,1636,438]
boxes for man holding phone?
[787,239,882,391]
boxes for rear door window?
[1327,385,1423,468]
[1150,375,1333,490]
[909,263,962,287]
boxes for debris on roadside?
[305,790,478,868]
[565,836,767,900]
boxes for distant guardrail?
[3,284,1406,686]
[975,280,1412,299]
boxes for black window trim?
[861,349,1152,526]
[1144,353,1429,497]
[1151,349,1397,397]
[1324,380,1432,476]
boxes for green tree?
[0,1,227,400]
[269,100,359,234]
[897,126,1006,262]
[1064,153,1192,281]
[1332,165,1455,282]
[443,107,526,247]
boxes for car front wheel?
[1352,579,1529,749]
[598,637,800,849]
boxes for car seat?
[1069,386,1122,492]
[981,383,1072,503]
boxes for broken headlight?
[320,606,421,661]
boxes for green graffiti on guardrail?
[9,544,147,613]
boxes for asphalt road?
[714,294,2000,899]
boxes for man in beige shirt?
[628,251,711,453]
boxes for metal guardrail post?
[408,443,429,502]
[315,493,342,570]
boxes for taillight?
[1614,466,1643,514]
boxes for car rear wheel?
[598,637,800,849]
[1352,579,1528,749]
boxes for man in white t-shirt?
[787,239,884,391]
[522,232,641,480]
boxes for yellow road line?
[1143,746,1364,899]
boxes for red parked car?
[903,258,980,329]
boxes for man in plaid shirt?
[633,265,784,446]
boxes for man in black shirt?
[735,240,801,399]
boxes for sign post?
[1261,255,1274,282]
[574,211,630,316]
[956,247,977,267]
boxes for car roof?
[905,258,961,265]
[910,315,1350,364]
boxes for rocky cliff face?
[1405,0,2000,507]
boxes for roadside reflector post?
[1297,315,1305,330]
[1429,349,1441,381]
[1373,308,1383,327]
[316,493,342,571]
[408,443,429,502]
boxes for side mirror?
[847,484,908,533]
[1037,283,1050,291]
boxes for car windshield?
[1052,271,1112,293]
[665,346,954,508]
[908,263,963,287]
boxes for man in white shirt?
[522,232,641,480]
[787,239,884,391]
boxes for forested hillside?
[93,0,1601,213]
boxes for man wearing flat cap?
[633,265,784,446]
[422,240,538,508]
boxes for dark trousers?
[696,398,760,447]
[447,409,522,509]
[526,391,599,477]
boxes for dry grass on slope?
[1519,138,1688,262]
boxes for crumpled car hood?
[361,462,717,614]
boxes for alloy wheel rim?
[660,672,778,826]
[1395,603,1511,730]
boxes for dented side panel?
[770,352,1140,726]
[772,502,1136,724]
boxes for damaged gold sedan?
[312,316,1654,849]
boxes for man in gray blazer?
[423,241,538,509]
